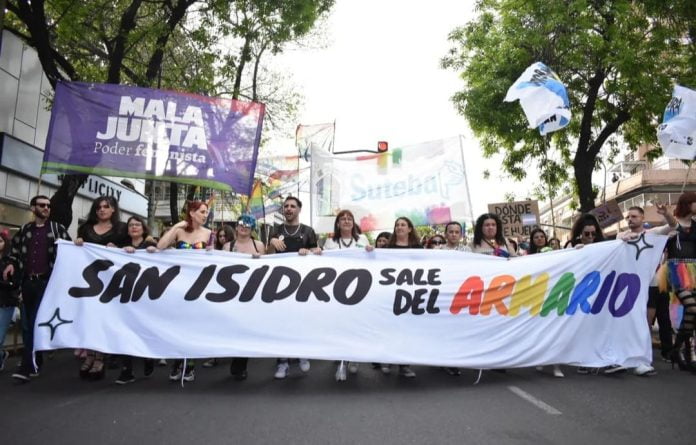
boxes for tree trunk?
[232,36,252,100]
[574,155,596,213]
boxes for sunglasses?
[98,204,111,209]
[431,240,446,245]
[35,203,51,209]
[583,231,596,237]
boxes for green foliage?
[443,0,695,211]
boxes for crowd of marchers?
[1,191,695,385]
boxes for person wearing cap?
[224,214,266,380]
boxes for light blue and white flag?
[657,85,696,160]
[504,62,571,135]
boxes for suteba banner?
[42,81,265,194]
[36,236,667,368]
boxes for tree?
[442,0,695,212]
[5,0,333,227]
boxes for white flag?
[504,62,571,135]
[657,85,696,160]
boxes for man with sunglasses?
[2,195,71,382]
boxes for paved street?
[1,351,694,444]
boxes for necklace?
[340,237,354,248]
[282,224,301,238]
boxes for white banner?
[36,236,666,368]
[658,84,696,160]
[310,137,474,232]
[504,62,571,135]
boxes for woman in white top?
[322,210,372,381]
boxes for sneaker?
[12,371,30,382]
[115,369,135,385]
[634,364,656,376]
[348,362,359,374]
[274,362,289,379]
[299,359,310,373]
[202,358,218,368]
[169,364,182,381]
[399,365,416,378]
[182,367,195,382]
[603,365,627,375]
[552,365,565,378]
[380,364,391,375]
[144,359,155,377]
[335,362,347,382]
[29,368,40,378]
[158,359,168,367]
[577,367,590,375]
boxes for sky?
[271,0,537,220]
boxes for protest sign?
[488,200,540,238]
[590,200,624,229]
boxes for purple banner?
[42,82,265,194]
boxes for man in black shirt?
[268,196,320,379]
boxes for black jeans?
[230,357,248,374]
[648,286,673,355]
[20,278,48,373]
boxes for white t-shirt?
[323,234,370,250]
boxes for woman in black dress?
[74,196,128,380]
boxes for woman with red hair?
[157,200,214,382]
[660,192,696,373]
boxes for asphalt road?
[1,352,694,445]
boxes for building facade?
[539,144,696,242]
[0,31,147,236]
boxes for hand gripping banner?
[36,236,665,368]
[42,82,265,194]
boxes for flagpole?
[543,135,557,238]
[457,135,475,227]
[682,162,692,192]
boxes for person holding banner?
[157,200,214,383]
[73,196,129,380]
[323,210,372,381]
[568,214,605,248]
[225,214,266,381]
[657,192,696,373]
[115,216,158,384]
[527,228,564,377]
[439,221,470,377]
[4,195,71,382]
[469,214,517,257]
[381,217,421,378]
[268,197,320,379]
[567,214,627,375]
[618,204,677,376]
